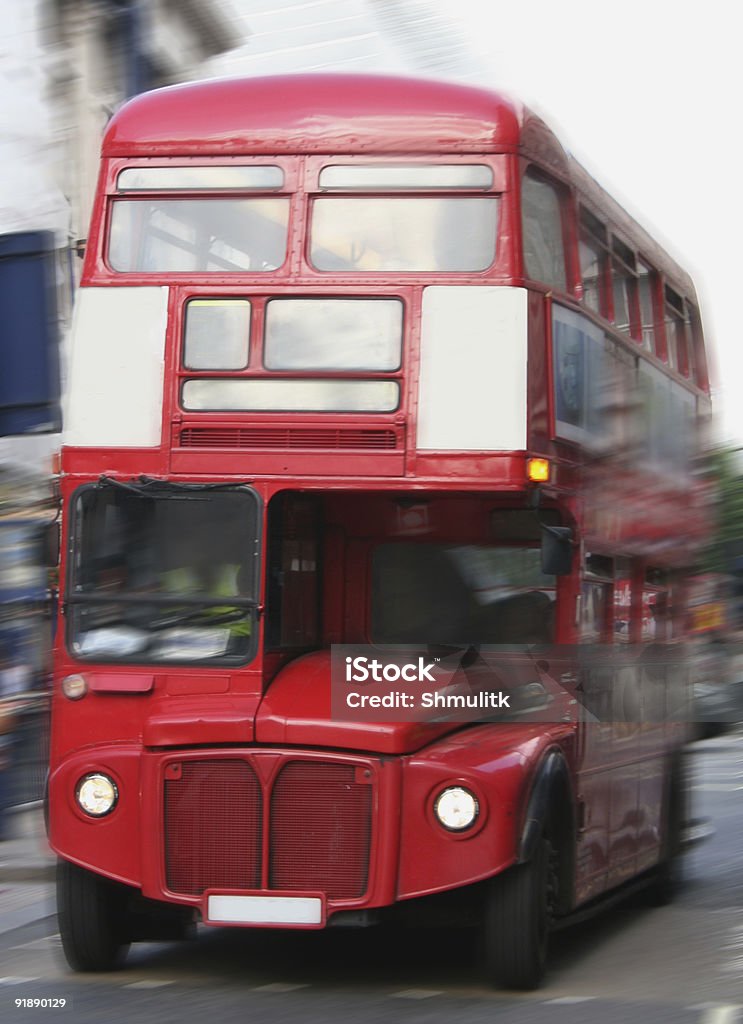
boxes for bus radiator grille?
[163,759,373,901]
[269,762,372,900]
[164,760,263,896]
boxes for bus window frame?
[64,480,264,669]
[636,258,663,357]
[520,163,573,296]
[170,285,409,419]
[610,236,641,343]
[98,156,302,281]
[664,285,694,381]
[688,303,709,391]
[303,153,508,279]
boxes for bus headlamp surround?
[433,785,480,832]
[76,773,118,817]
[62,674,88,700]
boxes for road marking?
[252,983,309,993]
[545,996,596,1004]
[691,786,743,794]
[721,924,743,975]
[391,989,444,999]
[699,1006,741,1024]
[0,977,39,985]
[124,980,175,989]
[10,936,61,951]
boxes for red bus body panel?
[51,73,708,941]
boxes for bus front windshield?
[67,483,260,665]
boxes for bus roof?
[102,72,696,300]
[102,73,526,157]
[570,158,696,301]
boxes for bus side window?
[580,579,609,643]
[579,208,608,316]
[637,261,660,355]
[611,238,640,341]
[521,167,567,292]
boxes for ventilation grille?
[179,426,399,450]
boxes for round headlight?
[62,674,88,700]
[434,786,479,832]
[76,773,118,817]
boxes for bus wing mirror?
[540,524,573,576]
[42,520,60,568]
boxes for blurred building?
[0,0,245,472]
[41,0,245,256]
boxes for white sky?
[219,0,741,444]
[7,0,738,448]
[433,0,742,444]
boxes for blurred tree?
[704,446,743,574]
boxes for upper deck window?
[637,261,659,354]
[664,286,692,377]
[108,198,290,273]
[521,169,567,291]
[318,164,493,191]
[264,298,403,370]
[579,209,607,315]
[579,243,605,315]
[688,304,708,390]
[184,299,251,370]
[182,378,399,413]
[311,198,497,273]
[310,163,497,272]
[611,238,639,339]
[117,166,285,191]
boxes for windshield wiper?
[96,475,254,498]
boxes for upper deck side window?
[687,303,709,391]
[108,164,290,273]
[664,286,693,378]
[579,206,668,357]
[521,168,568,292]
[637,260,661,355]
[610,237,640,341]
[579,209,608,315]
[309,163,498,273]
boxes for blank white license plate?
[207,894,323,925]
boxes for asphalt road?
[2,733,742,1024]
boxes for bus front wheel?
[57,859,131,971]
[647,760,686,906]
[481,838,552,990]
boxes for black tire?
[57,859,131,972]
[481,838,551,990]
[647,762,686,906]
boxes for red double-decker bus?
[51,74,710,988]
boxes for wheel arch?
[517,748,575,913]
